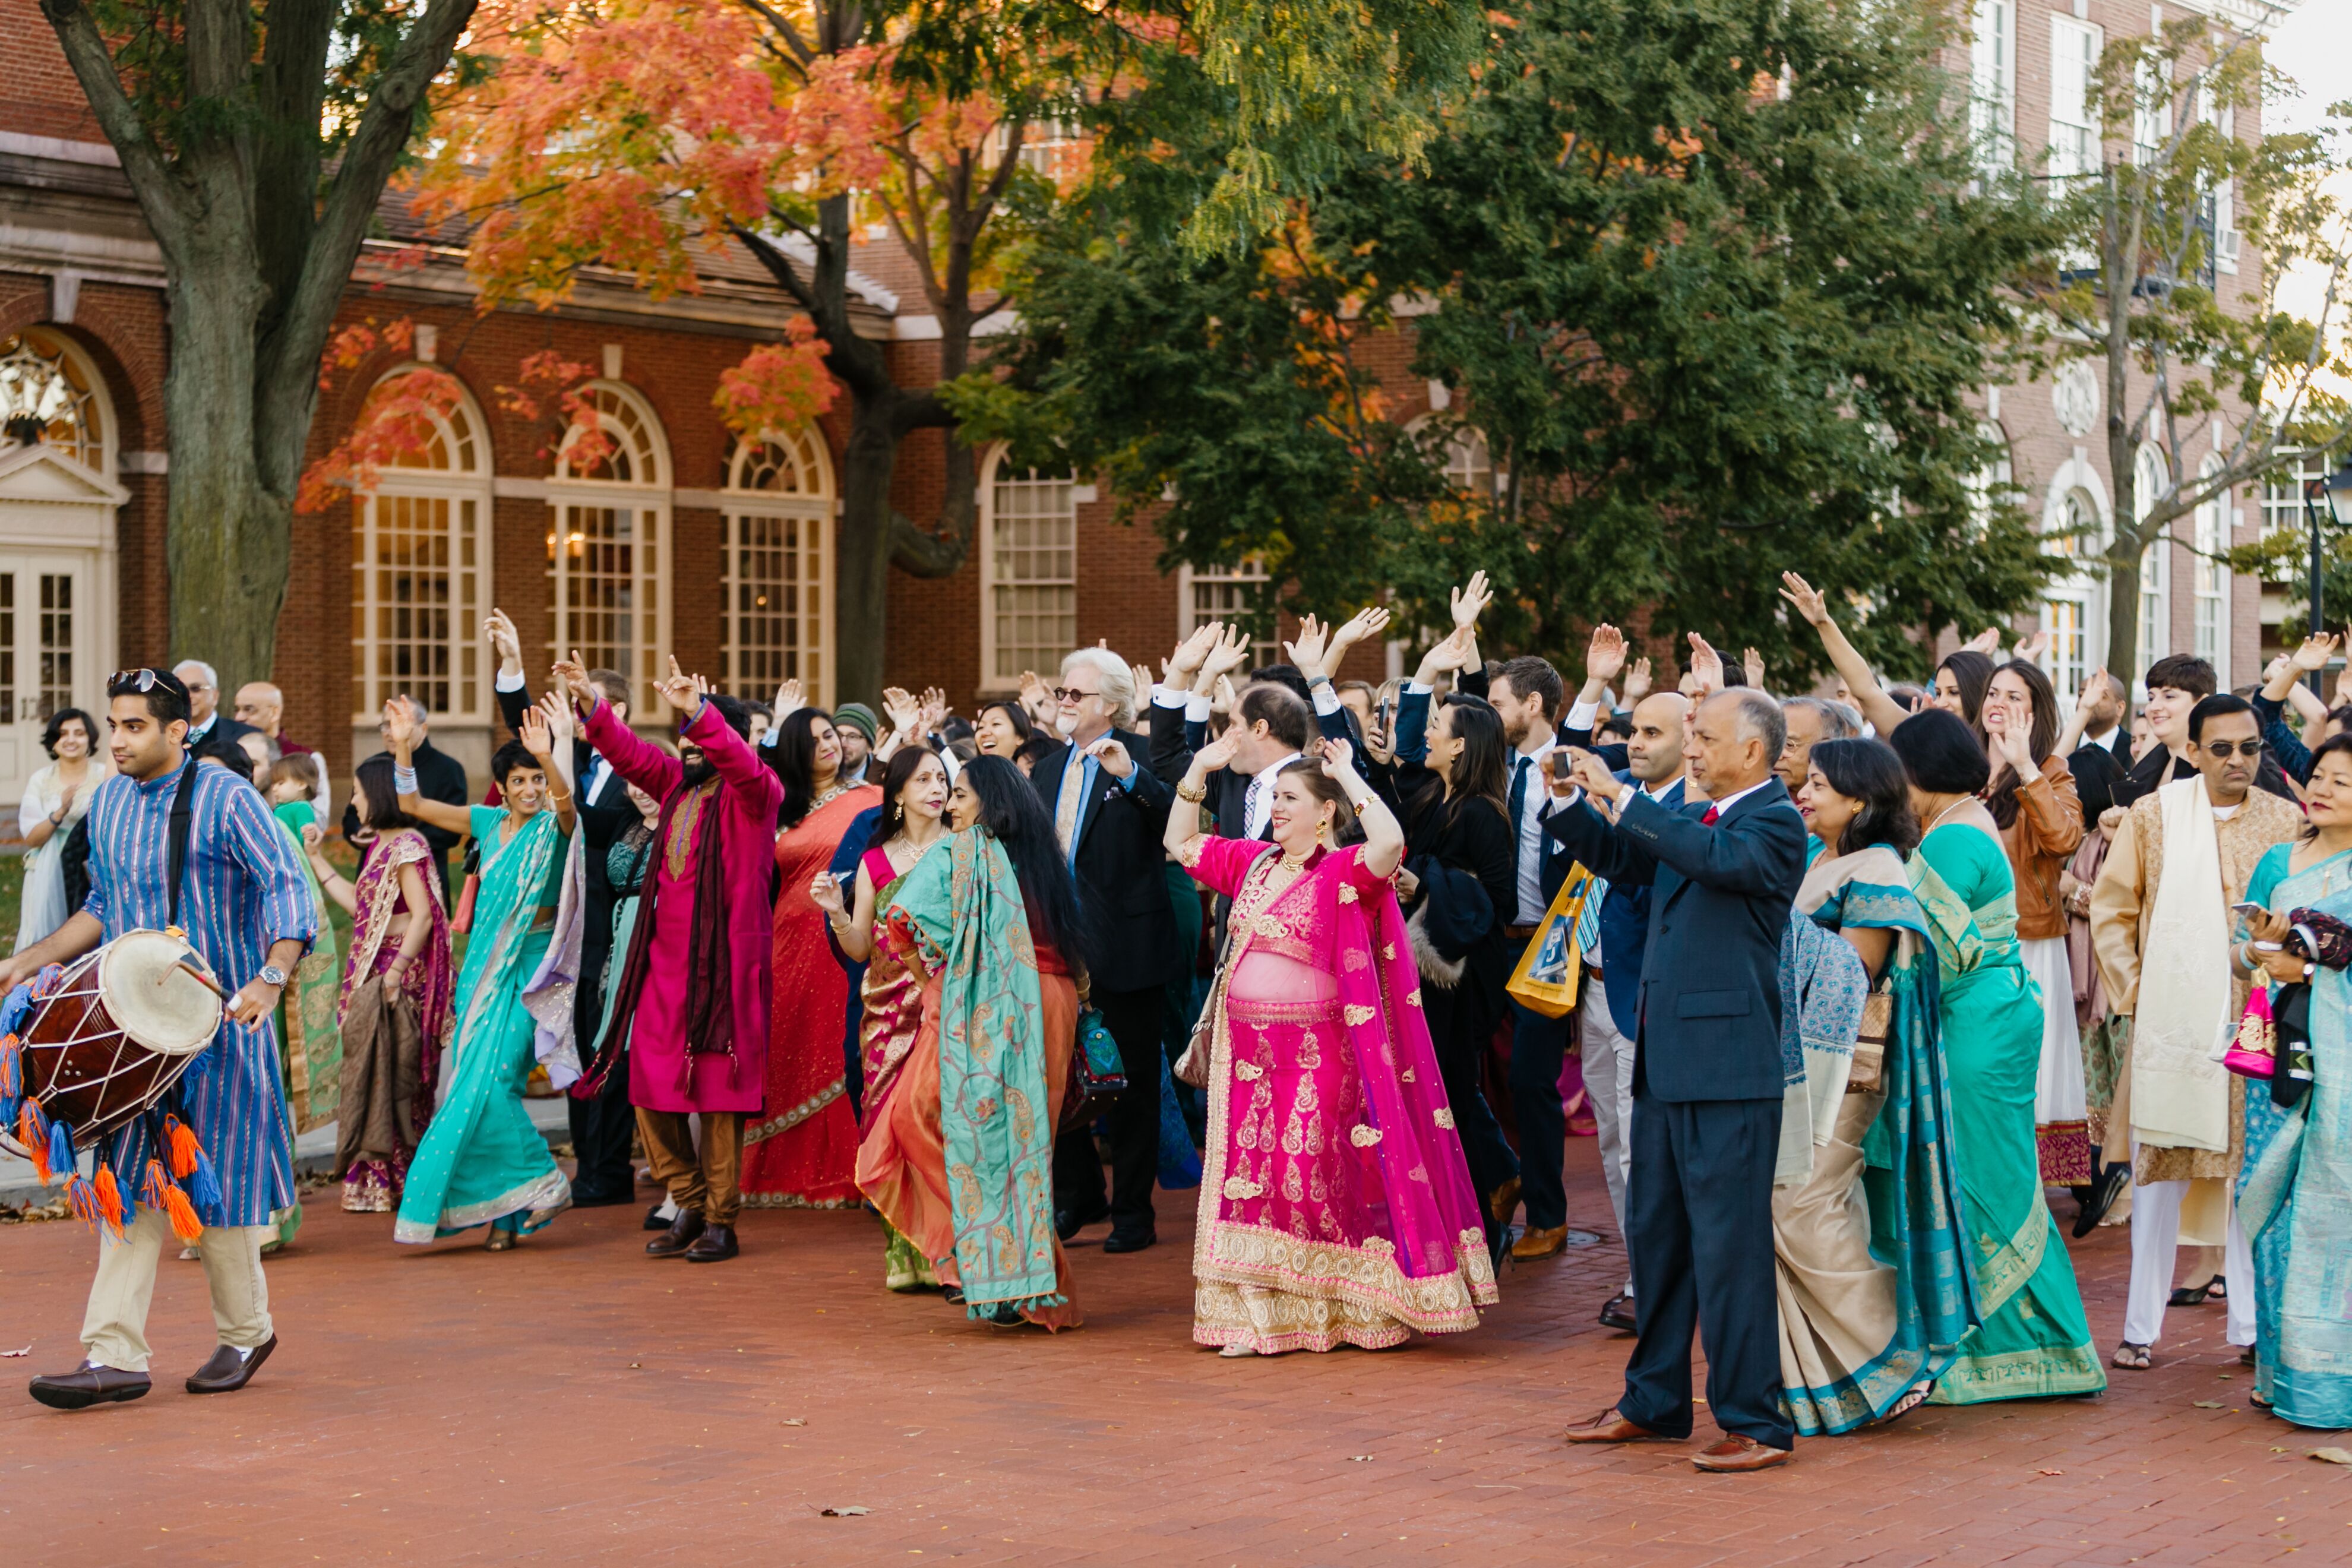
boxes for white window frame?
[976,446,1079,690]
[349,365,495,725]
[1177,558,1279,668]
[2136,443,2171,681]
[546,380,672,702]
[1970,0,2016,173]
[721,425,836,708]
[2192,453,2230,686]
[2048,17,2104,185]
[2040,464,2111,713]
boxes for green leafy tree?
[995,0,2065,685]
[37,0,485,690]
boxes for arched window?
[2192,454,2230,684]
[0,329,108,474]
[2135,444,2171,678]
[2041,486,2103,707]
[350,368,495,723]
[722,426,834,705]
[548,382,671,697]
[978,449,1077,689]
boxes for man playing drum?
[8,668,315,1411]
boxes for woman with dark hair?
[811,745,951,1291]
[17,706,103,950]
[740,703,881,1209]
[388,691,583,1250]
[1164,732,1496,1355]
[1389,664,1520,1247]
[1779,573,1994,739]
[855,755,1087,1328]
[972,699,1034,762]
[303,755,456,1212]
[1776,736,1972,1432]
[1886,709,2105,1403]
[1983,658,2090,1184]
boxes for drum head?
[97,930,225,1057]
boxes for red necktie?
[1700,805,1721,826]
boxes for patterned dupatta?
[342,828,456,1073]
[1216,843,1494,1302]
[880,829,1061,1316]
[453,805,584,1089]
[1785,845,1978,1434]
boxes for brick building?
[0,0,2294,796]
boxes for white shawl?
[2130,776,2232,1152]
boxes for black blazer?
[1542,779,1807,1102]
[1147,697,1357,841]
[1031,726,1182,994]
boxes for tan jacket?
[2089,780,2300,1180]
[2000,755,2084,942]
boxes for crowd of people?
[10,578,2350,1456]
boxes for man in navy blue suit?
[1545,688,1807,1474]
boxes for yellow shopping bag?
[1505,864,1599,1019]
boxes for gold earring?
[1317,818,1330,845]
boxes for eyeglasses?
[109,668,159,692]
[2201,739,2264,760]
[1054,687,1100,705]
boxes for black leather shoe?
[1598,1293,1637,1333]
[186,1335,276,1395]
[646,1210,706,1257]
[29,1362,151,1410]
[1101,1228,1157,1254]
[682,1223,738,1263]
[1055,1205,1108,1242]
[644,1203,676,1232]
[2072,1162,2130,1239]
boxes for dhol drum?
[0,929,225,1158]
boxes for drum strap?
[166,757,200,932]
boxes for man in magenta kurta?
[574,664,781,1264]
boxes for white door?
[0,553,97,803]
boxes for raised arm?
[519,696,577,837]
[1780,572,1908,736]
[661,660,784,821]
[1165,730,1239,862]
[387,697,476,839]
[2053,667,2116,757]
[1321,738,1403,880]
[813,859,882,963]
[302,823,359,915]
[487,609,529,738]
[565,650,683,801]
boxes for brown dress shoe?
[646,1210,707,1257]
[29,1362,151,1411]
[1562,1406,1673,1444]
[1510,1225,1569,1260]
[187,1335,276,1395]
[682,1222,738,1263]
[1691,1434,1791,1473]
[1487,1177,1523,1228]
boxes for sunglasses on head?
[109,668,159,692]
[2200,738,2264,760]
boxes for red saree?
[739,786,879,1208]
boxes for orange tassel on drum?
[91,1165,125,1238]
[164,1114,201,1180]
[19,1101,50,1184]
[160,1184,203,1244]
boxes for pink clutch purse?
[2221,985,2276,1079]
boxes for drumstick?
[172,957,226,1000]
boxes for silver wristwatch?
[258,964,288,987]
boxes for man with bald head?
[1546,688,1807,1472]
[234,682,320,763]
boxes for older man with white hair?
[173,660,261,751]
[1031,645,1181,1253]
[1775,696,1863,794]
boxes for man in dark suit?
[172,659,261,753]
[1547,687,1807,1474]
[1035,648,1181,1253]
[2065,667,2135,824]
[1149,621,1345,843]
[343,696,467,906]
[491,612,640,1205]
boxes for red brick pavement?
[0,1137,2341,1566]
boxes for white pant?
[2123,1175,2253,1348]
[81,1209,273,1373]
[1580,984,1637,1296]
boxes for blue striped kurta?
[81,759,317,1225]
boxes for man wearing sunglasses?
[2089,692,2300,1374]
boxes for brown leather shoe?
[1487,1177,1523,1228]
[186,1335,276,1395]
[1563,1406,1673,1444]
[1691,1434,1791,1473]
[28,1362,151,1410]
[646,1210,706,1257]
[682,1222,738,1263]
[1510,1225,1569,1260]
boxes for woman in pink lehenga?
[1168,733,1497,1357]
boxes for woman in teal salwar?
[1890,711,2106,1403]
[2236,734,2352,1429]
[1777,738,1978,1434]
[388,690,583,1250]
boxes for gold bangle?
[1177,779,1207,803]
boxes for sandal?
[1879,1382,1934,1423]
[484,1227,517,1252]
[2167,1284,2210,1307]
[2203,1274,2227,1303]
[2111,1341,2152,1371]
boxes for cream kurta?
[2088,780,2300,1184]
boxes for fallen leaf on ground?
[782,1418,807,1427]
[819,1506,871,1517]
[1348,1456,1374,1462]
[0,1345,29,1358]
[2309,1448,2352,1466]
[2193,1401,2226,1409]
[2035,1468,2065,1477]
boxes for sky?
[2264,0,2348,400]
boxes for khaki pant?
[81,1209,273,1372]
[638,1109,744,1226]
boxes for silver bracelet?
[393,764,419,795]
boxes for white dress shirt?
[1243,752,1303,839]
[1507,742,1557,925]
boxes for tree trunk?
[2102,535,2142,685]
[163,258,289,694]
[833,392,906,706]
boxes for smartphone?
[2231,900,2268,920]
